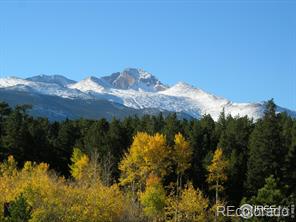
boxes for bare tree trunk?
[101,151,114,186]
[175,174,181,222]
[180,174,182,192]
[215,181,219,222]
[90,149,100,184]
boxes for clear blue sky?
[0,1,295,110]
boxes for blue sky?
[0,1,295,110]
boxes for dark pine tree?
[189,114,217,191]
[218,115,253,205]
[246,99,283,196]
[1,105,33,164]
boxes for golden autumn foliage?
[207,148,229,192]
[173,133,192,176]
[207,147,229,211]
[178,183,208,221]
[69,148,90,180]
[166,183,209,222]
[173,133,192,193]
[0,135,220,222]
[119,132,171,189]
[140,175,166,221]
[118,132,214,221]
[0,155,17,177]
[0,156,126,222]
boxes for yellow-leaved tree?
[0,156,126,222]
[0,155,17,177]
[69,147,90,180]
[173,133,192,193]
[140,175,166,221]
[179,183,208,222]
[207,148,228,207]
[166,182,208,222]
[119,132,170,192]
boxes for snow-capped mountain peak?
[165,81,196,92]
[0,75,90,99]
[161,81,226,102]
[0,68,295,121]
[0,76,33,88]
[26,74,76,87]
[102,68,168,92]
[69,76,110,93]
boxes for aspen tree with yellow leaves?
[119,132,171,192]
[173,133,192,194]
[69,148,90,180]
[178,183,208,222]
[0,156,126,222]
[207,148,228,204]
[207,148,229,222]
[166,182,209,222]
[140,175,166,222]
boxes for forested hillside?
[0,100,295,221]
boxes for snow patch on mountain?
[26,74,76,87]
[0,77,31,88]
[0,76,90,99]
[69,76,110,93]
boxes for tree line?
[0,100,295,221]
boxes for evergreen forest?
[0,99,295,221]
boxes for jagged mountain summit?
[102,68,168,91]
[69,68,168,93]
[0,68,295,121]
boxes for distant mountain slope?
[0,89,191,121]
[0,76,89,99]
[0,68,295,121]
[26,74,76,87]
